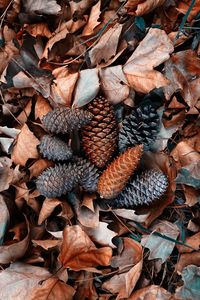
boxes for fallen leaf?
[176,252,200,273]
[23,23,52,38]
[175,265,200,300]
[125,0,166,16]
[82,0,101,36]
[34,95,52,121]
[29,159,54,179]
[177,232,200,253]
[23,0,61,15]
[11,123,40,166]
[0,156,14,192]
[51,67,79,106]
[58,225,112,271]
[38,198,61,225]
[112,209,150,223]
[32,239,61,250]
[0,262,75,300]
[103,238,143,299]
[141,220,179,263]
[0,217,30,264]
[0,126,20,138]
[123,28,174,93]
[88,23,123,67]
[69,0,94,20]
[100,65,130,104]
[0,41,19,75]
[75,272,98,300]
[129,284,172,300]
[184,185,200,207]
[177,0,200,22]
[83,221,117,248]
[73,68,100,107]
[0,137,14,154]
[164,50,200,108]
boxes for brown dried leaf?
[177,231,200,254]
[103,239,143,299]
[75,272,98,300]
[58,225,112,271]
[24,23,52,38]
[82,0,101,36]
[38,198,61,225]
[176,252,200,273]
[29,159,54,179]
[184,185,200,207]
[0,217,30,264]
[100,65,129,104]
[73,68,100,107]
[34,95,52,121]
[88,23,123,67]
[51,67,79,106]
[129,285,172,300]
[0,157,14,192]
[0,195,10,244]
[0,41,19,75]
[177,1,200,22]
[12,123,39,166]
[32,239,61,250]
[164,50,200,108]
[123,28,173,93]
[125,0,166,16]
[69,0,94,19]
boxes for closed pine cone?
[107,169,168,208]
[39,135,73,161]
[76,158,100,192]
[98,145,143,199]
[42,106,93,134]
[81,96,118,168]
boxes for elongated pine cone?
[82,96,118,168]
[42,107,93,134]
[76,159,100,192]
[107,169,168,208]
[36,164,77,198]
[98,145,143,199]
[119,104,160,152]
[39,135,73,161]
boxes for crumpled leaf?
[38,198,62,225]
[177,232,200,254]
[88,23,123,67]
[125,0,166,16]
[123,28,174,93]
[175,265,200,300]
[0,262,75,300]
[83,221,117,248]
[34,95,52,121]
[99,65,130,104]
[32,239,61,250]
[11,123,39,166]
[0,217,30,264]
[164,50,200,109]
[0,157,14,192]
[73,68,100,107]
[58,225,112,271]
[23,0,61,15]
[129,284,172,300]
[177,1,200,22]
[176,252,200,273]
[103,238,143,299]
[141,220,179,263]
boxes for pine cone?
[98,145,143,199]
[82,96,118,168]
[42,107,93,134]
[76,159,100,192]
[119,104,160,152]
[39,135,73,161]
[36,164,77,198]
[107,169,168,208]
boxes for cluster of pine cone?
[36,95,168,208]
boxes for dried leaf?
[38,198,61,225]
[0,195,10,245]
[73,68,100,107]
[0,218,30,264]
[82,1,101,36]
[123,28,174,93]
[177,232,200,254]
[29,159,54,179]
[58,225,112,271]
[129,285,172,300]
[103,239,143,299]
[23,0,61,15]
[32,239,61,250]
[141,220,179,263]
[176,252,200,273]
[100,65,129,104]
[0,157,14,191]
[34,95,52,121]
[88,24,123,67]
[83,222,117,248]
[125,0,166,16]
[12,123,39,166]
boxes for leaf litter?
[0,0,199,299]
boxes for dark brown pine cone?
[76,158,100,192]
[119,104,160,152]
[36,163,77,198]
[107,169,168,208]
[42,107,93,134]
[39,135,73,161]
[81,96,118,168]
